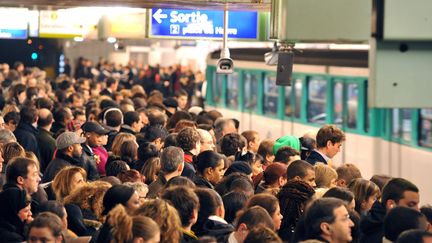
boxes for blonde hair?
[1,104,19,116]
[108,205,159,243]
[52,166,87,202]
[314,162,337,188]
[111,133,136,156]
[135,199,182,243]
[63,181,111,221]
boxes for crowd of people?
[0,58,430,243]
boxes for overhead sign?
[39,10,99,38]
[0,8,28,39]
[150,8,258,39]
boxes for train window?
[392,109,412,142]
[334,82,343,126]
[264,74,278,116]
[347,83,359,129]
[419,109,432,148]
[212,73,224,104]
[308,78,327,124]
[243,72,258,111]
[284,85,293,116]
[294,81,302,119]
[226,72,239,109]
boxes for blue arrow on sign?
[150,8,258,39]
[153,9,168,24]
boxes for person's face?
[99,134,108,146]
[177,95,188,110]
[327,206,354,243]
[223,121,237,135]
[5,121,17,132]
[86,132,102,147]
[126,192,141,212]
[362,193,378,213]
[28,227,62,243]
[18,204,32,222]
[329,178,337,188]
[18,91,26,104]
[397,191,420,211]
[273,204,283,231]
[75,115,86,126]
[208,160,225,185]
[132,118,144,133]
[348,199,356,212]
[24,164,41,194]
[251,160,263,177]
[0,117,5,129]
[301,169,316,188]
[72,97,83,107]
[200,134,215,152]
[139,112,149,127]
[70,172,86,192]
[327,141,342,158]
[249,135,261,153]
[71,143,83,158]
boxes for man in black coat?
[14,105,41,160]
[42,131,86,182]
[36,108,56,173]
[305,124,345,166]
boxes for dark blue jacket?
[14,122,40,160]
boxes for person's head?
[396,229,432,243]
[106,77,119,91]
[381,178,420,211]
[314,162,338,188]
[246,193,283,231]
[106,160,129,177]
[173,119,197,133]
[421,205,432,230]
[198,128,215,152]
[119,140,138,164]
[0,187,32,226]
[384,206,428,241]
[257,139,275,166]
[162,186,200,228]
[164,176,196,190]
[196,150,225,185]
[273,135,301,155]
[136,198,182,243]
[241,130,261,154]
[323,187,355,211]
[299,136,316,160]
[27,212,64,243]
[305,198,354,243]
[177,127,201,155]
[194,188,225,225]
[56,131,86,158]
[81,121,110,147]
[160,146,184,175]
[108,205,160,243]
[223,191,249,224]
[143,125,168,150]
[0,128,16,146]
[175,89,188,110]
[166,110,193,130]
[235,152,264,177]
[287,160,316,188]
[52,166,87,202]
[3,141,25,165]
[224,161,253,179]
[263,162,288,188]
[234,206,275,243]
[111,132,136,156]
[274,146,301,165]
[243,226,282,243]
[103,107,123,128]
[20,105,38,124]
[347,178,380,214]
[117,169,144,184]
[370,174,392,191]
[38,200,68,229]
[4,111,20,131]
[214,118,236,141]
[335,163,362,187]
[220,133,246,157]
[103,184,140,216]
[124,111,144,132]
[215,173,254,198]
[316,125,346,158]
[140,157,161,185]
[6,157,40,195]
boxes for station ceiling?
[0,0,271,11]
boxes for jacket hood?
[360,200,386,234]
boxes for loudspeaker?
[276,51,294,86]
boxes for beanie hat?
[102,185,135,215]
[273,135,301,155]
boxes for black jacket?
[36,127,56,173]
[194,176,214,189]
[14,122,40,160]
[305,150,327,165]
[147,174,168,199]
[0,221,25,243]
[195,218,234,243]
[42,152,85,183]
[359,201,386,243]
[119,125,136,135]
[65,204,97,237]
[81,144,100,181]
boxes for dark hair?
[102,185,136,215]
[196,150,224,175]
[316,124,345,148]
[237,206,275,231]
[105,160,129,177]
[286,160,314,180]
[222,191,249,224]
[381,178,418,206]
[166,111,193,130]
[35,97,54,110]
[164,133,178,148]
[143,125,168,143]
[220,133,246,157]
[323,187,354,204]
[4,111,20,126]
[104,108,123,127]
[244,226,282,243]
[53,108,70,124]
[38,200,66,219]
[124,111,140,126]
[164,176,195,190]
[28,212,64,239]
[299,136,316,160]
[370,174,392,190]
[396,229,432,243]
[177,127,200,151]
[257,139,275,164]
[20,105,38,124]
[348,178,380,214]
[162,186,199,227]
[37,111,53,128]
[6,157,37,184]
[235,151,263,166]
[193,188,223,232]
[137,142,160,164]
[140,157,161,185]
[117,169,143,183]
[215,173,254,198]
[119,140,138,164]
[421,205,432,224]
[274,146,300,164]
[304,198,347,240]
[106,77,118,87]
[246,193,279,218]
[384,206,425,241]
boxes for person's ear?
[386,199,396,210]
[17,175,25,185]
[278,177,286,186]
[326,140,333,148]
[320,222,331,235]
[336,179,346,187]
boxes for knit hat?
[102,185,136,215]
[224,161,253,177]
[273,135,301,155]
[56,131,86,150]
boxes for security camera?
[216,57,234,74]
